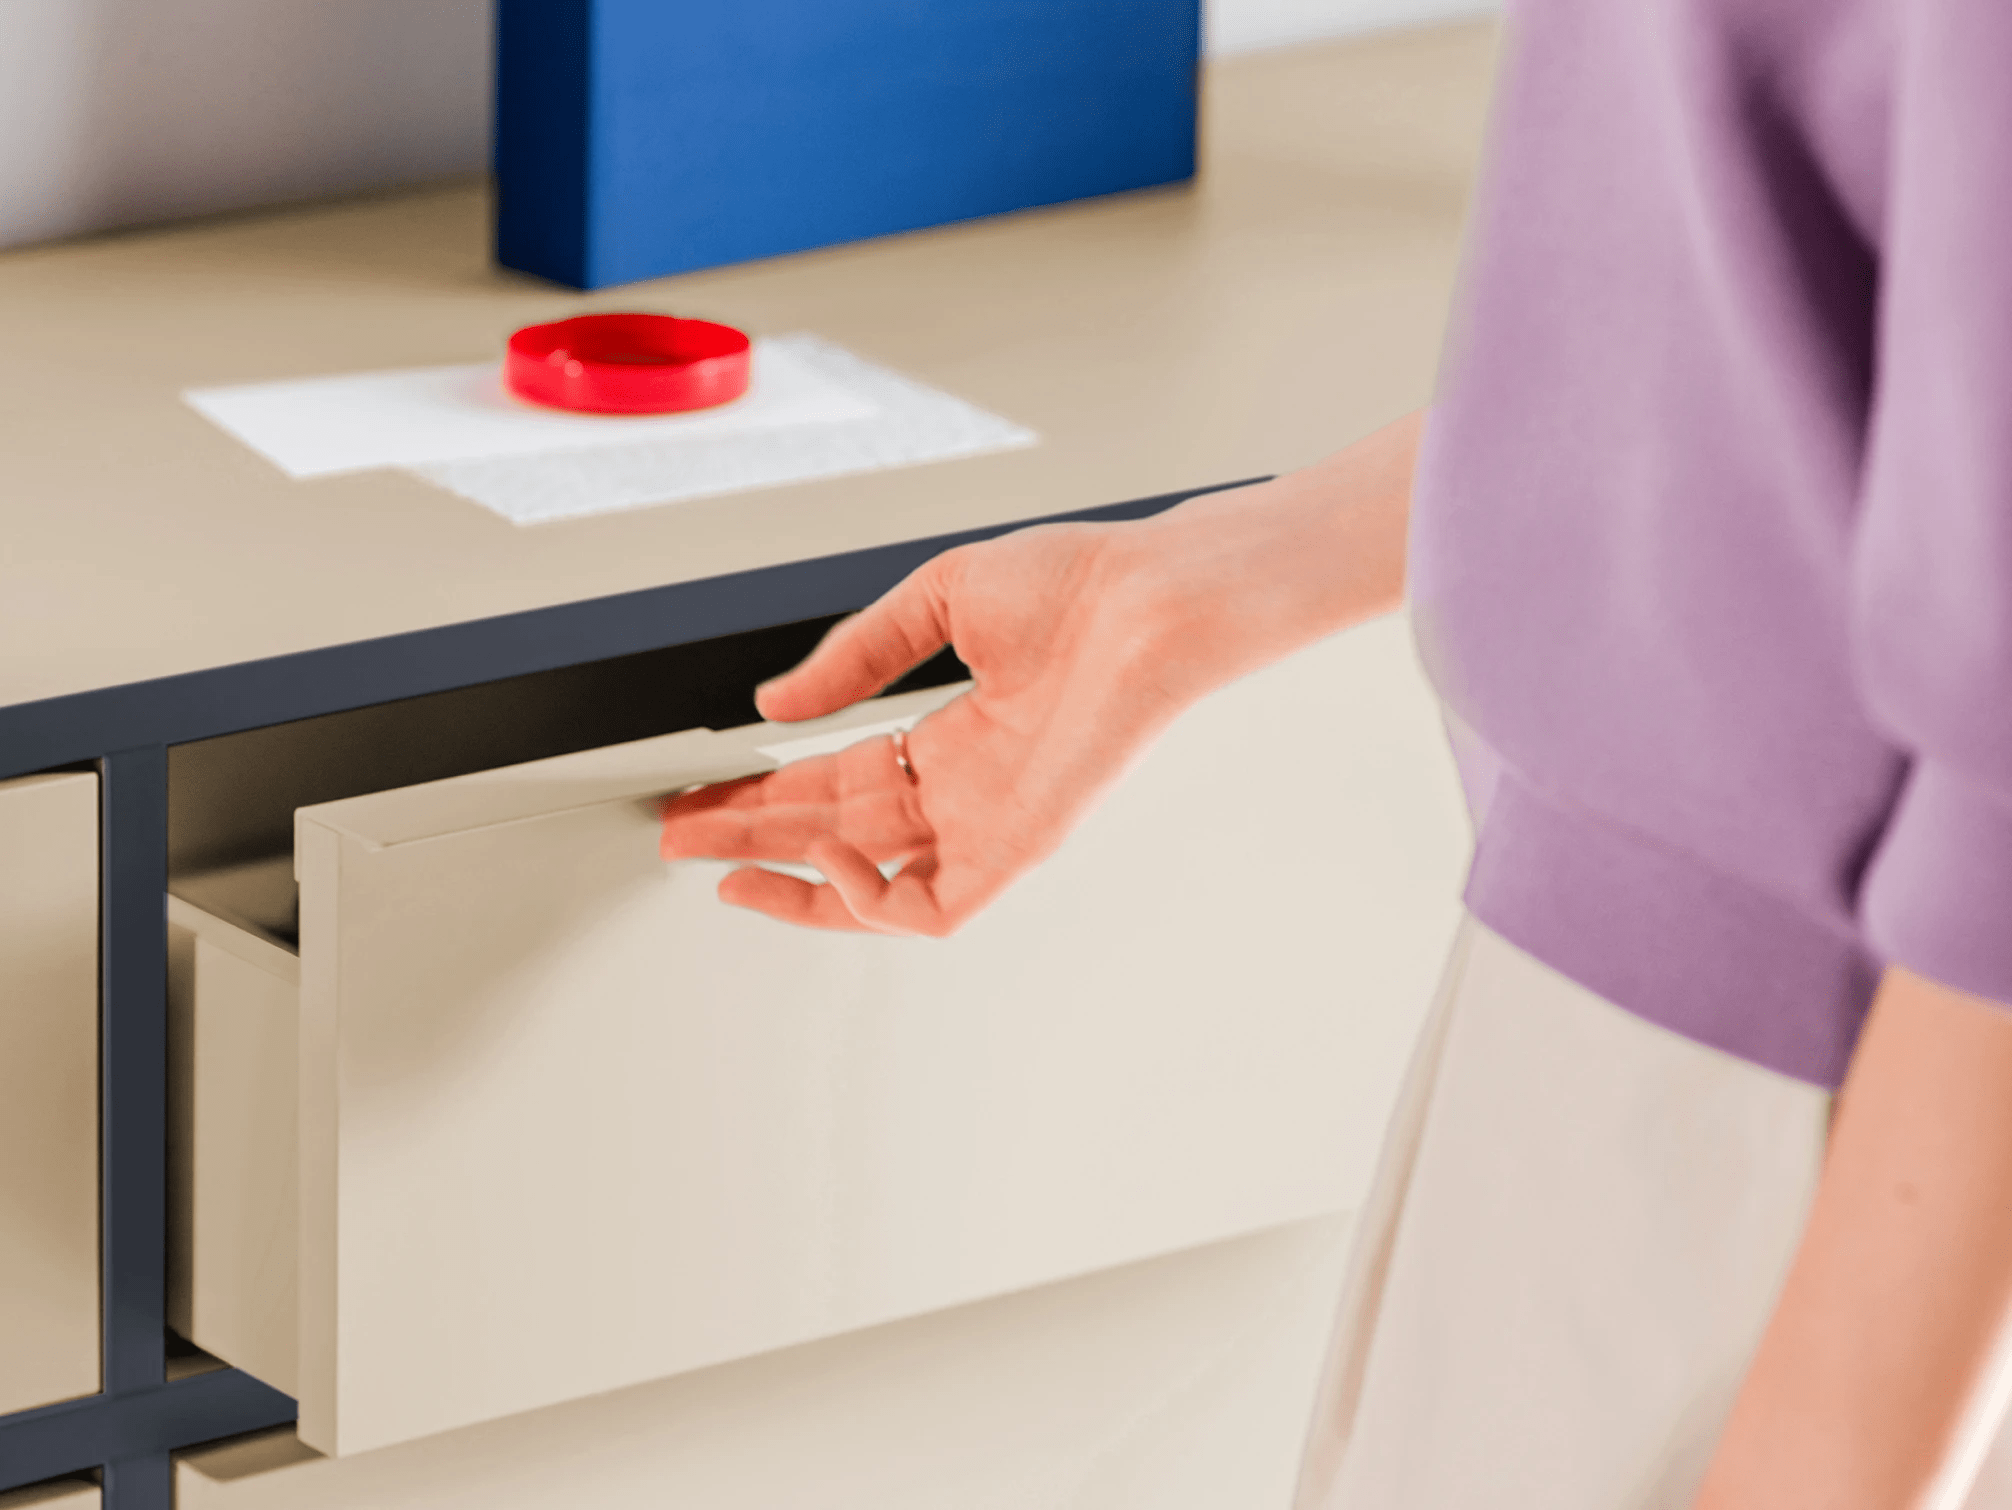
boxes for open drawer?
[166,616,1471,1458]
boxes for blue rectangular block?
[495,0,1201,290]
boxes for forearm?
[1693,965,2012,1510]
[1118,408,1424,700]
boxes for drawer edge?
[169,893,300,987]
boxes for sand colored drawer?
[174,1216,1352,1510]
[0,771,100,1417]
[167,614,1469,1459]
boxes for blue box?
[495,0,1201,290]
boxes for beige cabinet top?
[0,24,1494,710]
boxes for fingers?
[659,740,930,864]
[661,807,826,862]
[806,837,956,937]
[804,837,904,933]
[715,865,882,933]
[658,704,965,935]
[755,552,959,722]
[701,843,953,937]
[713,848,937,936]
[659,775,775,860]
[658,772,764,819]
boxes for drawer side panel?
[182,938,300,1394]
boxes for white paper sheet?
[412,335,1039,526]
[184,337,880,479]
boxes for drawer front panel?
[0,772,100,1416]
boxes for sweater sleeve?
[1851,0,2012,1008]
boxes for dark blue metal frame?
[0,481,1259,1505]
[0,753,297,1505]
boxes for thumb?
[756,553,958,722]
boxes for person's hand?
[658,519,1191,935]
[659,411,1424,936]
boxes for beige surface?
[0,1481,100,1510]
[0,22,1498,709]
[176,1215,1354,1510]
[0,772,100,1416]
[167,611,1469,1457]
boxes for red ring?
[505,312,752,415]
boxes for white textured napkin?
[412,335,1037,525]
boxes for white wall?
[0,0,1494,252]
[1206,0,1493,57]
[0,0,491,250]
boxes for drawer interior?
[172,855,299,950]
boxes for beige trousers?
[1293,912,2012,1510]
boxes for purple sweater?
[1409,0,2012,1089]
